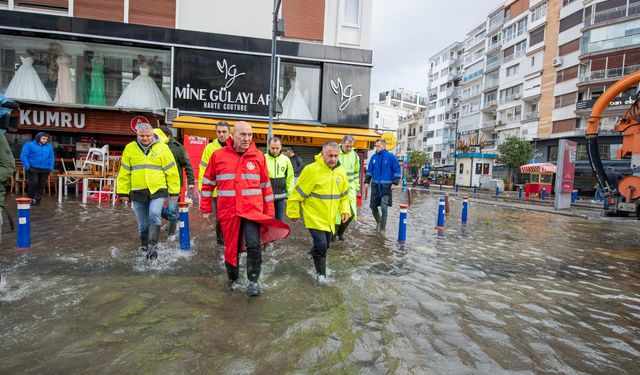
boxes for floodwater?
[1,191,639,374]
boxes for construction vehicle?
[586,71,640,218]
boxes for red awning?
[519,163,557,173]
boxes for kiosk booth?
[520,162,556,198]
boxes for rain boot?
[317,257,328,284]
[225,262,240,287]
[146,224,160,260]
[215,223,224,246]
[167,221,178,241]
[372,210,381,232]
[138,231,149,253]
[313,256,322,275]
[245,257,262,297]
[379,215,387,233]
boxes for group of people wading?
[117,120,401,297]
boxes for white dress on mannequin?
[281,78,313,120]
[5,56,52,102]
[54,55,75,103]
[115,65,168,110]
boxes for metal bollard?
[444,194,450,214]
[439,184,443,191]
[398,203,408,244]
[496,186,500,196]
[462,195,469,224]
[455,184,459,193]
[178,201,190,251]
[16,197,31,249]
[435,197,445,230]
[518,186,523,199]
[541,187,547,201]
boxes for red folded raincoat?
[200,139,290,266]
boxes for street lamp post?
[268,0,283,149]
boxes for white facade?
[370,102,410,134]
[324,0,373,50]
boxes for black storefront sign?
[173,48,270,116]
[321,63,370,128]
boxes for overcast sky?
[370,0,503,98]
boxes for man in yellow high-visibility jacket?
[198,121,231,245]
[334,134,360,241]
[265,136,294,222]
[286,141,350,283]
[117,122,180,260]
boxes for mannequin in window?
[115,57,168,110]
[53,44,75,103]
[89,54,106,105]
[281,76,312,120]
[5,52,52,102]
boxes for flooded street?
[1,191,639,374]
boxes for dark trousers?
[226,218,262,282]
[335,205,355,237]
[274,198,286,222]
[27,167,49,201]
[309,228,332,258]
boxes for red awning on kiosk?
[519,163,557,174]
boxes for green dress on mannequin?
[88,56,105,105]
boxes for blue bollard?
[16,197,31,249]
[435,197,445,230]
[518,186,523,199]
[473,185,477,195]
[455,184,459,193]
[571,189,578,203]
[462,195,469,224]
[440,184,443,191]
[178,202,191,251]
[496,186,500,196]
[541,187,547,201]
[397,204,408,243]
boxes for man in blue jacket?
[20,132,55,206]
[364,138,401,233]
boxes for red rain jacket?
[200,139,290,266]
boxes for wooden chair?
[13,165,27,195]
[47,170,59,195]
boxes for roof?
[519,163,557,174]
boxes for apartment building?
[371,88,426,135]
[0,0,377,162]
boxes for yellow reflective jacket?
[198,139,226,192]
[286,153,350,233]
[339,146,360,220]
[117,137,180,197]
[265,152,294,200]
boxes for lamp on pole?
[268,0,284,150]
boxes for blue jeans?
[274,199,286,222]
[309,228,332,258]
[161,197,179,222]
[132,197,165,238]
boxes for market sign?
[173,48,271,116]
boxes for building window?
[375,111,379,118]
[340,0,362,45]
[558,38,580,56]
[15,0,68,12]
[559,10,583,33]
[279,62,321,121]
[529,27,545,46]
[0,34,170,109]
[548,145,558,161]
[530,3,547,22]
[552,118,578,133]
[506,64,520,77]
[531,56,536,67]
[554,92,577,108]
[556,65,578,83]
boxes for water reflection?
[1,191,639,374]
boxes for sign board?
[381,132,396,151]
[130,115,150,133]
[321,63,371,127]
[554,139,577,210]
[403,155,409,163]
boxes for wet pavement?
[1,190,639,374]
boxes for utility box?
[454,152,497,188]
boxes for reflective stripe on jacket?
[265,152,294,201]
[339,147,360,220]
[116,138,180,196]
[286,153,350,233]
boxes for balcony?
[446,87,460,97]
[488,17,504,33]
[582,34,640,55]
[497,114,522,126]
[584,3,640,28]
[481,100,497,112]
[522,111,539,122]
[498,93,522,105]
[486,40,502,54]
[445,103,459,112]
[480,119,496,129]
[447,71,463,81]
[429,93,438,101]
[484,78,499,90]
[578,64,640,83]
[502,49,526,64]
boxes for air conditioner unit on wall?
[165,108,179,124]
[552,57,563,67]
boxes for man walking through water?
[286,141,350,282]
[117,122,180,260]
[199,121,231,246]
[265,136,294,222]
[364,138,401,233]
[333,135,360,241]
[200,121,289,297]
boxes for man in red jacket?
[200,121,289,297]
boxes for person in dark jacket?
[20,131,55,206]
[160,126,195,238]
[284,147,304,179]
[364,138,401,233]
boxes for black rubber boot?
[138,231,149,253]
[379,215,387,232]
[225,262,239,282]
[319,257,326,276]
[167,222,177,237]
[146,224,160,260]
[245,257,262,297]
[372,209,381,231]
[313,256,322,275]
[215,223,224,246]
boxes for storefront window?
[279,62,320,121]
[0,35,170,110]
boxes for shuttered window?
[559,10,583,32]
[129,0,175,28]
[75,0,124,23]
[556,65,579,83]
[529,27,545,46]
[16,0,67,10]
[552,119,578,133]
[558,39,580,56]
